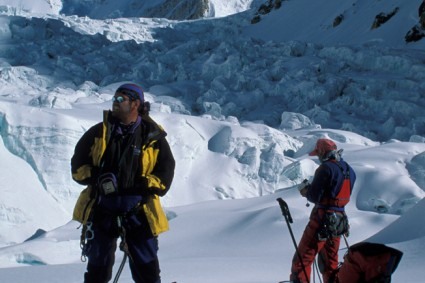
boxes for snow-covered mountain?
[0,0,255,19]
[0,0,424,282]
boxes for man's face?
[111,93,137,121]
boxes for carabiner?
[85,221,94,241]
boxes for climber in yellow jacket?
[71,83,175,283]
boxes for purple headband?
[116,83,144,101]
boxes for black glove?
[98,172,118,195]
[298,179,309,198]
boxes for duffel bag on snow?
[331,242,403,283]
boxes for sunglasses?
[116,89,138,100]
[112,95,129,103]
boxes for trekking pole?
[277,198,310,283]
[342,234,350,250]
[113,216,129,283]
[113,215,145,283]
[312,259,322,283]
[113,253,127,283]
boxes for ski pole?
[113,215,146,283]
[113,253,127,283]
[276,198,310,283]
[343,234,350,250]
[113,216,127,283]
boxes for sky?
[0,0,425,282]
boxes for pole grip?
[276,197,310,283]
[276,197,293,223]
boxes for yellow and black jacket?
[71,110,175,236]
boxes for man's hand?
[299,187,308,197]
[298,179,309,198]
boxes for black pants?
[84,256,161,283]
[84,211,161,283]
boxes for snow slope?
[0,0,424,282]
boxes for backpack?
[331,242,403,283]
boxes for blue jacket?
[307,158,356,210]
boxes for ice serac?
[60,0,210,20]
[145,0,210,20]
[0,101,90,214]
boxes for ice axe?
[276,197,310,283]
